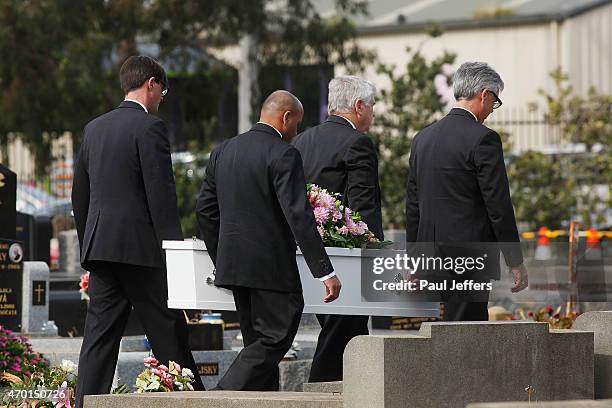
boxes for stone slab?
[343,321,594,408]
[467,400,612,407]
[303,382,343,394]
[574,311,612,399]
[280,359,312,391]
[84,391,342,408]
[21,261,50,333]
[119,335,149,352]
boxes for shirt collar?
[257,121,283,138]
[124,98,148,113]
[333,114,357,129]
[452,106,477,121]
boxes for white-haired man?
[406,62,528,321]
[292,75,383,382]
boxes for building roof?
[313,0,612,34]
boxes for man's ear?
[354,99,364,115]
[282,110,291,125]
[480,89,488,104]
[147,77,156,92]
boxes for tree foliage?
[371,37,455,228]
[507,68,611,229]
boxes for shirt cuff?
[318,272,337,281]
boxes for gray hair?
[453,62,504,101]
[327,75,376,115]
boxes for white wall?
[347,2,612,151]
[562,2,612,97]
[354,24,558,115]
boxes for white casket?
[163,239,439,317]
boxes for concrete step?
[303,382,343,394]
[467,400,612,408]
[84,391,342,408]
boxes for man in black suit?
[196,90,342,391]
[406,62,528,321]
[292,75,383,383]
[72,56,204,407]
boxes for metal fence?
[486,107,563,153]
[1,133,74,216]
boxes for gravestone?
[574,311,612,399]
[21,261,53,334]
[0,163,16,239]
[0,238,24,331]
[343,321,594,408]
[16,211,53,265]
[58,229,85,275]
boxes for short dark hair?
[119,55,167,94]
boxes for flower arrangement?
[79,272,90,301]
[0,326,49,386]
[516,305,577,329]
[135,357,195,392]
[307,184,382,248]
[3,359,78,408]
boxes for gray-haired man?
[406,62,528,321]
[292,75,383,382]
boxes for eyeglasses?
[487,89,502,109]
[154,78,168,97]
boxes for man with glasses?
[72,55,204,408]
[405,61,528,321]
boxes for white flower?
[145,380,161,391]
[60,360,77,373]
[186,382,194,391]
[181,368,194,379]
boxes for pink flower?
[79,272,90,292]
[319,192,336,209]
[162,372,174,388]
[158,364,169,373]
[313,206,330,225]
[331,209,342,223]
[144,357,159,367]
[336,226,349,235]
[317,226,325,238]
[52,383,72,408]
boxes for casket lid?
[162,239,207,251]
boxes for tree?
[507,69,611,229]
[371,31,455,228]
[0,0,145,175]
[507,151,578,230]
[157,0,374,235]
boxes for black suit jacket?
[196,123,334,293]
[406,108,523,277]
[292,115,384,240]
[71,101,183,269]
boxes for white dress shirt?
[333,115,357,129]
[452,106,478,121]
[124,98,148,113]
[257,121,283,138]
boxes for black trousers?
[217,286,303,391]
[308,314,369,382]
[441,287,491,321]
[75,261,205,408]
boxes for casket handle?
[205,268,216,286]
